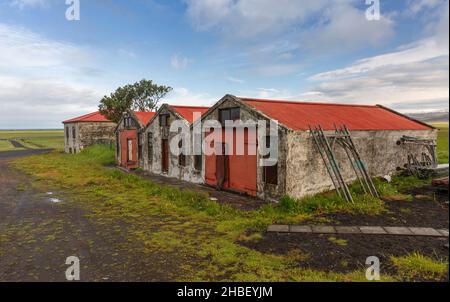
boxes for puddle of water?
[49,198,62,203]
[46,192,53,195]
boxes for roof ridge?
[239,97,377,108]
[170,105,210,109]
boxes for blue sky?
[0,0,448,128]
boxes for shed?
[62,111,116,154]
[115,111,156,169]
[199,95,437,201]
[143,104,209,183]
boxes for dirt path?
[9,140,28,149]
[0,157,179,281]
[0,148,53,160]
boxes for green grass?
[0,140,23,152]
[0,130,64,151]
[432,122,449,164]
[12,145,397,282]
[11,145,442,281]
[391,252,449,282]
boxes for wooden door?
[215,143,228,189]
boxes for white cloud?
[170,54,191,69]
[303,1,449,112]
[0,23,89,71]
[165,87,217,106]
[225,76,244,84]
[0,23,106,129]
[405,0,445,16]
[184,0,394,54]
[0,75,103,129]
[310,38,448,81]
[298,2,394,52]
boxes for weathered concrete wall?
[64,122,116,153]
[203,96,287,201]
[285,129,438,199]
[143,106,203,183]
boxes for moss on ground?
[11,145,436,281]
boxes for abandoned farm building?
[115,111,156,169]
[198,95,436,201]
[65,94,437,202]
[143,104,210,183]
[63,111,116,154]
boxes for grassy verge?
[391,253,448,282]
[12,145,398,281]
[432,122,449,164]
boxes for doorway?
[161,139,169,173]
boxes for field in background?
[432,122,449,164]
[0,130,64,151]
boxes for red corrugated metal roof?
[240,98,432,131]
[63,111,111,124]
[134,111,156,126]
[171,105,210,124]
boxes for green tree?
[99,79,172,123]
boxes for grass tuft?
[391,252,449,282]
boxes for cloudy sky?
[0,0,448,129]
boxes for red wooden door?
[119,129,138,169]
[204,128,257,196]
[228,128,257,196]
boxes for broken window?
[194,155,202,171]
[178,140,186,167]
[66,127,69,139]
[263,136,278,185]
[72,127,76,139]
[159,114,170,126]
[147,132,153,162]
[219,107,240,124]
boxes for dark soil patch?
[241,232,449,281]
[241,184,449,281]
[0,158,183,281]
[9,139,29,149]
[301,185,449,229]
[0,148,53,159]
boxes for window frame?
[159,114,170,127]
[219,107,240,124]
